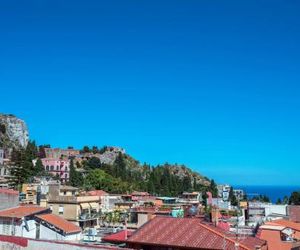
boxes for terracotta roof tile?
[0,189,19,195]
[102,230,134,243]
[266,219,300,231]
[36,213,81,234]
[127,217,266,250]
[88,190,108,196]
[0,206,48,219]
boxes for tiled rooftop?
[127,216,266,250]
[266,219,300,231]
[36,213,81,234]
[102,230,134,243]
[0,206,48,219]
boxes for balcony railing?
[78,211,100,221]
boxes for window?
[49,205,53,211]
[50,165,54,171]
[46,165,49,171]
[65,167,68,171]
[59,205,64,215]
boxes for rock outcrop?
[0,114,29,152]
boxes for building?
[43,185,100,229]
[128,207,172,228]
[257,224,297,250]
[265,219,300,240]
[247,202,288,226]
[0,206,50,238]
[233,189,245,200]
[0,206,82,241]
[102,230,134,245]
[21,183,40,205]
[211,198,231,210]
[155,197,177,206]
[0,234,125,250]
[178,192,202,205]
[127,216,267,250]
[35,213,82,240]
[33,158,70,183]
[217,184,231,201]
[43,148,80,159]
[0,189,19,210]
[289,206,300,223]
[100,194,123,212]
[131,191,153,202]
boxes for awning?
[89,203,98,210]
[80,203,90,210]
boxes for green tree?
[209,179,218,197]
[99,146,108,154]
[82,146,90,153]
[34,158,45,176]
[8,149,31,190]
[182,175,192,192]
[289,191,300,205]
[276,198,282,205]
[229,187,238,206]
[283,195,289,204]
[113,153,127,180]
[9,141,40,188]
[69,159,83,187]
[92,146,98,154]
[84,169,134,193]
[85,157,101,169]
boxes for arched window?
[46,165,49,171]
[50,165,54,171]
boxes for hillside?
[0,114,29,155]
[78,147,211,195]
[1,113,212,195]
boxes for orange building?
[257,224,296,250]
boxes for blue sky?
[0,1,300,186]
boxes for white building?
[217,184,231,201]
[0,206,82,241]
[101,194,123,212]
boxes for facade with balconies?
[33,158,70,183]
[41,185,100,229]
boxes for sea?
[235,185,300,203]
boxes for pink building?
[34,158,70,183]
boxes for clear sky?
[1,1,300,186]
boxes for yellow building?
[41,185,100,229]
[21,183,39,204]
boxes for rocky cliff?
[0,114,29,152]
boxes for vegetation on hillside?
[8,142,215,196]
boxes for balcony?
[78,211,100,221]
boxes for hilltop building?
[33,158,70,183]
